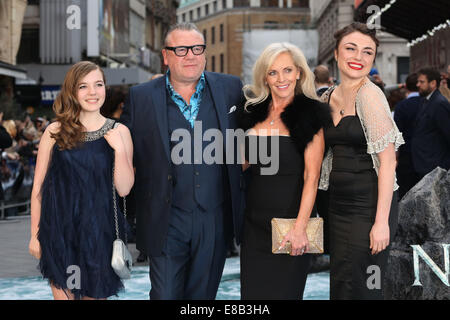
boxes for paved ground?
[0,216,146,279]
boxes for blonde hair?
[2,120,17,138]
[243,42,318,109]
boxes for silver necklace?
[269,103,283,125]
[337,79,365,117]
[270,117,280,125]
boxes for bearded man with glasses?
[121,22,245,300]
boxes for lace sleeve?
[317,86,335,191]
[356,82,404,154]
[318,147,332,190]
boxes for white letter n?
[411,244,449,287]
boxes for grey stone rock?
[384,167,450,300]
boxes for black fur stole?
[236,94,332,153]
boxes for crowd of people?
[0,113,49,215]
[0,20,449,301]
[0,85,130,216]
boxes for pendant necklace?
[270,117,280,125]
[269,102,282,125]
[338,79,366,117]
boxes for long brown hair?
[51,61,105,150]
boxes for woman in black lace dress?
[319,23,404,300]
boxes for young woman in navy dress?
[28,61,134,300]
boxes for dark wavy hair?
[51,61,105,150]
[417,68,441,86]
[334,22,379,54]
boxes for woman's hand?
[279,225,310,256]
[29,236,41,259]
[369,221,390,255]
[104,127,125,153]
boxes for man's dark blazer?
[393,95,422,198]
[120,71,244,257]
[411,89,450,176]
[394,95,422,153]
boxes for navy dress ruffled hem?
[38,119,127,299]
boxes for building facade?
[176,0,310,78]
[311,0,410,86]
[9,0,178,115]
[17,0,178,86]
[0,0,28,120]
[354,0,449,75]
[310,0,354,79]
[409,28,450,74]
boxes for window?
[205,4,209,15]
[264,21,278,29]
[234,0,250,7]
[220,54,224,73]
[212,56,216,72]
[189,10,193,21]
[260,0,278,7]
[397,57,410,83]
[220,24,224,42]
[203,29,207,44]
[130,12,145,48]
[211,26,215,44]
[222,0,227,9]
[182,13,186,22]
[197,7,201,18]
[17,28,40,64]
[213,1,217,12]
[291,0,309,8]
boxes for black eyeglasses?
[165,45,206,57]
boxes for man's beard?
[419,88,432,97]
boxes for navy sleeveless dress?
[38,118,127,299]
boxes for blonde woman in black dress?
[237,42,331,299]
[319,23,404,299]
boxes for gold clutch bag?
[271,217,324,254]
